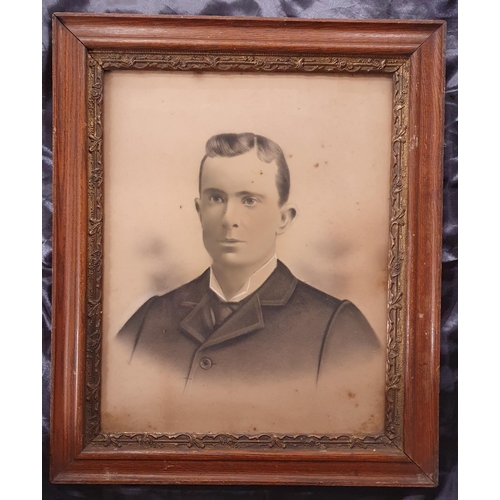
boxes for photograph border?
[51,14,445,486]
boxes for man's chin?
[212,253,247,267]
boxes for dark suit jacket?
[117,261,380,386]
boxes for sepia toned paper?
[101,70,393,434]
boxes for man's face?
[196,150,291,271]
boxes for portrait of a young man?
[117,133,380,390]
[100,71,391,434]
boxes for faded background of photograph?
[102,72,393,343]
[101,72,392,435]
[41,1,458,499]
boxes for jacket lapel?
[179,261,298,349]
[200,294,265,350]
[179,293,213,344]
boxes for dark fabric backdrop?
[42,1,458,498]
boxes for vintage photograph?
[49,13,448,487]
[100,70,393,435]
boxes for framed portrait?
[50,14,445,486]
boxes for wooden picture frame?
[51,13,445,486]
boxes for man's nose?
[222,200,240,228]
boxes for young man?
[117,133,380,389]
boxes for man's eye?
[209,195,224,203]
[242,197,258,206]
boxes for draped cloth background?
[42,1,458,498]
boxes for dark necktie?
[212,301,240,327]
[209,292,244,328]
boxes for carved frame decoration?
[52,14,444,486]
[86,51,408,451]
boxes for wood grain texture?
[57,13,442,55]
[50,13,445,486]
[403,23,445,484]
[52,451,430,486]
[50,16,88,481]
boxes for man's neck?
[211,255,277,302]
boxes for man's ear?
[276,203,297,235]
[195,198,201,221]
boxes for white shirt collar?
[209,255,277,302]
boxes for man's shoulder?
[292,279,344,310]
[148,269,210,307]
[272,262,342,315]
[271,264,380,361]
[116,270,209,340]
[290,279,372,335]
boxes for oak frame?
[51,13,445,486]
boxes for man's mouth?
[218,238,244,244]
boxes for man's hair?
[199,133,290,206]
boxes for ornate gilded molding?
[84,51,408,451]
[385,60,410,446]
[91,51,403,74]
[90,432,392,450]
[85,55,104,446]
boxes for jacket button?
[199,357,212,370]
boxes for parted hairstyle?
[199,133,291,206]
